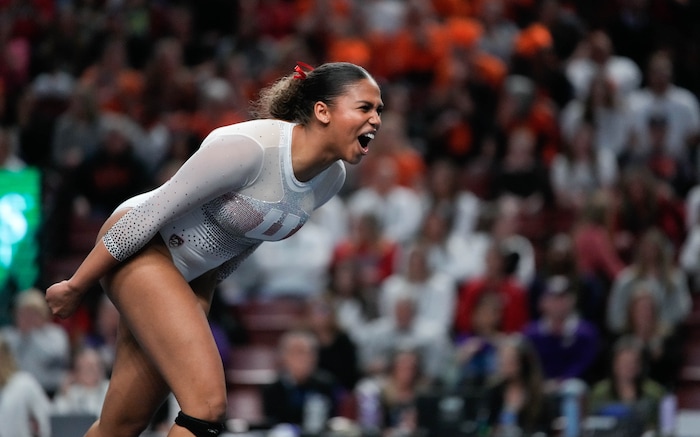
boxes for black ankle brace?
[174,411,225,437]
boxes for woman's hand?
[46,280,85,319]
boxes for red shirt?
[454,276,529,335]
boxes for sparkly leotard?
[103,119,346,282]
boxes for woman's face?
[392,351,419,387]
[281,336,317,383]
[613,349,640,382]
[472,296,502,333]
[630,293,656,331]
[326,78,383,164]
[638,238,661,265]
[309,301,334,329]
[74,349,105,387]
[498,343,520,379]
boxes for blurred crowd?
[2,0,700,436]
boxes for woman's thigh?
[97,210,226,423]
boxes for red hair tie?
[293,61,315,80]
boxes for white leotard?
[103,119,345,282]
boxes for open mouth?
[358,132,375,153]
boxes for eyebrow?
[357,100,384,109]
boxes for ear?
[313,101,330,125]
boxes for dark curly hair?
[251,62,374,125]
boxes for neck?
[292,124,336,182]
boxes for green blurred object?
[0,167,41,326]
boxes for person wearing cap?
[523,275,599,393]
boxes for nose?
[370,111,381,129]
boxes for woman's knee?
[178,388,228,423]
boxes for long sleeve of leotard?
[102,127,265,262]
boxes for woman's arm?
[47,127,265,317]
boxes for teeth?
[364,133,375,139]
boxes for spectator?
[419,158,481,239]
[454,241,530,336]
[484,335,551,435]
[377,348,428,436]
[0,333,51,437]
[355,291,451,381]
[331,213,400,295]
[347,156,424,245]
[70,114,152,219]
[491,125,553,215]
[588,336,667,434]
[559,72,634,160]
[379,242,456,335]
[449,292,505,390]
[511,19,574,111]
[326,257,378,344]
[619,283,682,389]
[615,166,685,254]
[565,30,642,100]
[79,37,144,116]
[261,329,339,430]
[419,206,475,284]
[52,347,109,417]
[1,288,70,397]
[636,113,695,197]
[0,127,25,170]
[531,233,606,324]
[627,50,700,167]
[304,295,361,392]
[536,0,586,67]
[523,275,599,391]
[607,228,691,335]
[494,74,561,167]
[50,85,101,171]
[477,0,519,64]
[244,216,335,299]
[571,190,625,287]
[550,121,619,211]
[454,200,537,288]
[141,37,197,119]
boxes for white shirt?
[628,85,700,158]
[1,324,70,395]
[607,267,691,334]
[566,55,642,100]
[347,185,424,245]
[52,380,110,417]
[426,233,479,283]
[559,99,634,157]
[0,372,51,437]
[550,148,619,196]
[378,272,456,334]
[354,316,452,378]
[247,219,335,298]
